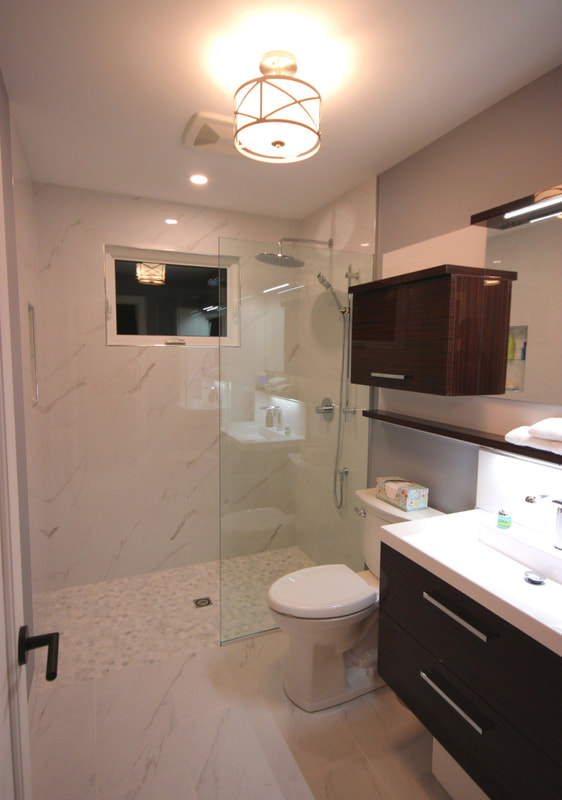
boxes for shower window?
[104,244,240,346]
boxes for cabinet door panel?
[379,612,562,800]
[380,544,562,768]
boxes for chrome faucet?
[525,495,562,550]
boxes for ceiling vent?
[182,112,237,158]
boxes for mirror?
[471,186,562,405]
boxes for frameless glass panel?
[218,236,373,642]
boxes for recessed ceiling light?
[165,218,178,225]
[190,174,208,186]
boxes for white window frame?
[104,244,240,347]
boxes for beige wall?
[377,66,562,258]
[369,65,562,512]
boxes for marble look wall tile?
[30,184,295,590]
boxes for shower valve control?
[315,397,335,422]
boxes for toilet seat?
[268,564,378,619]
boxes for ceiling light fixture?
[136,262,166,285]
[234,51,321,164]
[190,174,208,185]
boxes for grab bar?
[28,304,39,404]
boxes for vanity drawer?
[379,611,562,800]
[380,543,562,768]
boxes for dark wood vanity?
[379,544,562,799]
[350,265,516,395]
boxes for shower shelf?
[363,410,562,466]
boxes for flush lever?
[18,625,60,681]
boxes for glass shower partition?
[218,237,373,643]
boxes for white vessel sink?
[478,517,562,584]
[380,509,562,658]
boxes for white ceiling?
[0,0,561,220]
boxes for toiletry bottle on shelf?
[497,509,512,529]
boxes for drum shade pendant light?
[234,51,321,164]
[136,262,166,285]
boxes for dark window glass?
[115,260,227,337]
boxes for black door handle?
[18,625,59,681]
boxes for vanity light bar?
[504,194,562,220]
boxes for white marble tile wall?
[10,120,51,615]
[13,172,379,604]
[27,183,298,591]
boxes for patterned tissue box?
[375,476,429,511]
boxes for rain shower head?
[255,244,304,268]
[255,236,333,268]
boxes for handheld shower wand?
[316,273,348,314]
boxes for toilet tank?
[355,488,444,577]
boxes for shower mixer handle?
[315,397,336,421]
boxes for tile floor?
[29,555,452,800]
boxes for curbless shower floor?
[33,545,315,682]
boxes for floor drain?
[193,597,213,608]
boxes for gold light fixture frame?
[234,51,321,164]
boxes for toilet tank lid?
[268,564,377,619]
[355,488,444,521]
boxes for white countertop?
[381,509,562,658]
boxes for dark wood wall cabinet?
[379,544,562,800]
[350,265,517,395]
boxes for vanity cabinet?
[349,265,516,395]
[379,544,562,800]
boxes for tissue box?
[375,476,428,511]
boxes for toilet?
[267,488,443,712]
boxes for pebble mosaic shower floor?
[34,546,315,682]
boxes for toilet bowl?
[267,489,443,712]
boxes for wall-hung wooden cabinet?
[350,265,516,395]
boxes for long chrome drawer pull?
[370,372,406,380]
[420,671,484,735]
[422,591,488,642]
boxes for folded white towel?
[505,425,562,455]
[528,417,562,442]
